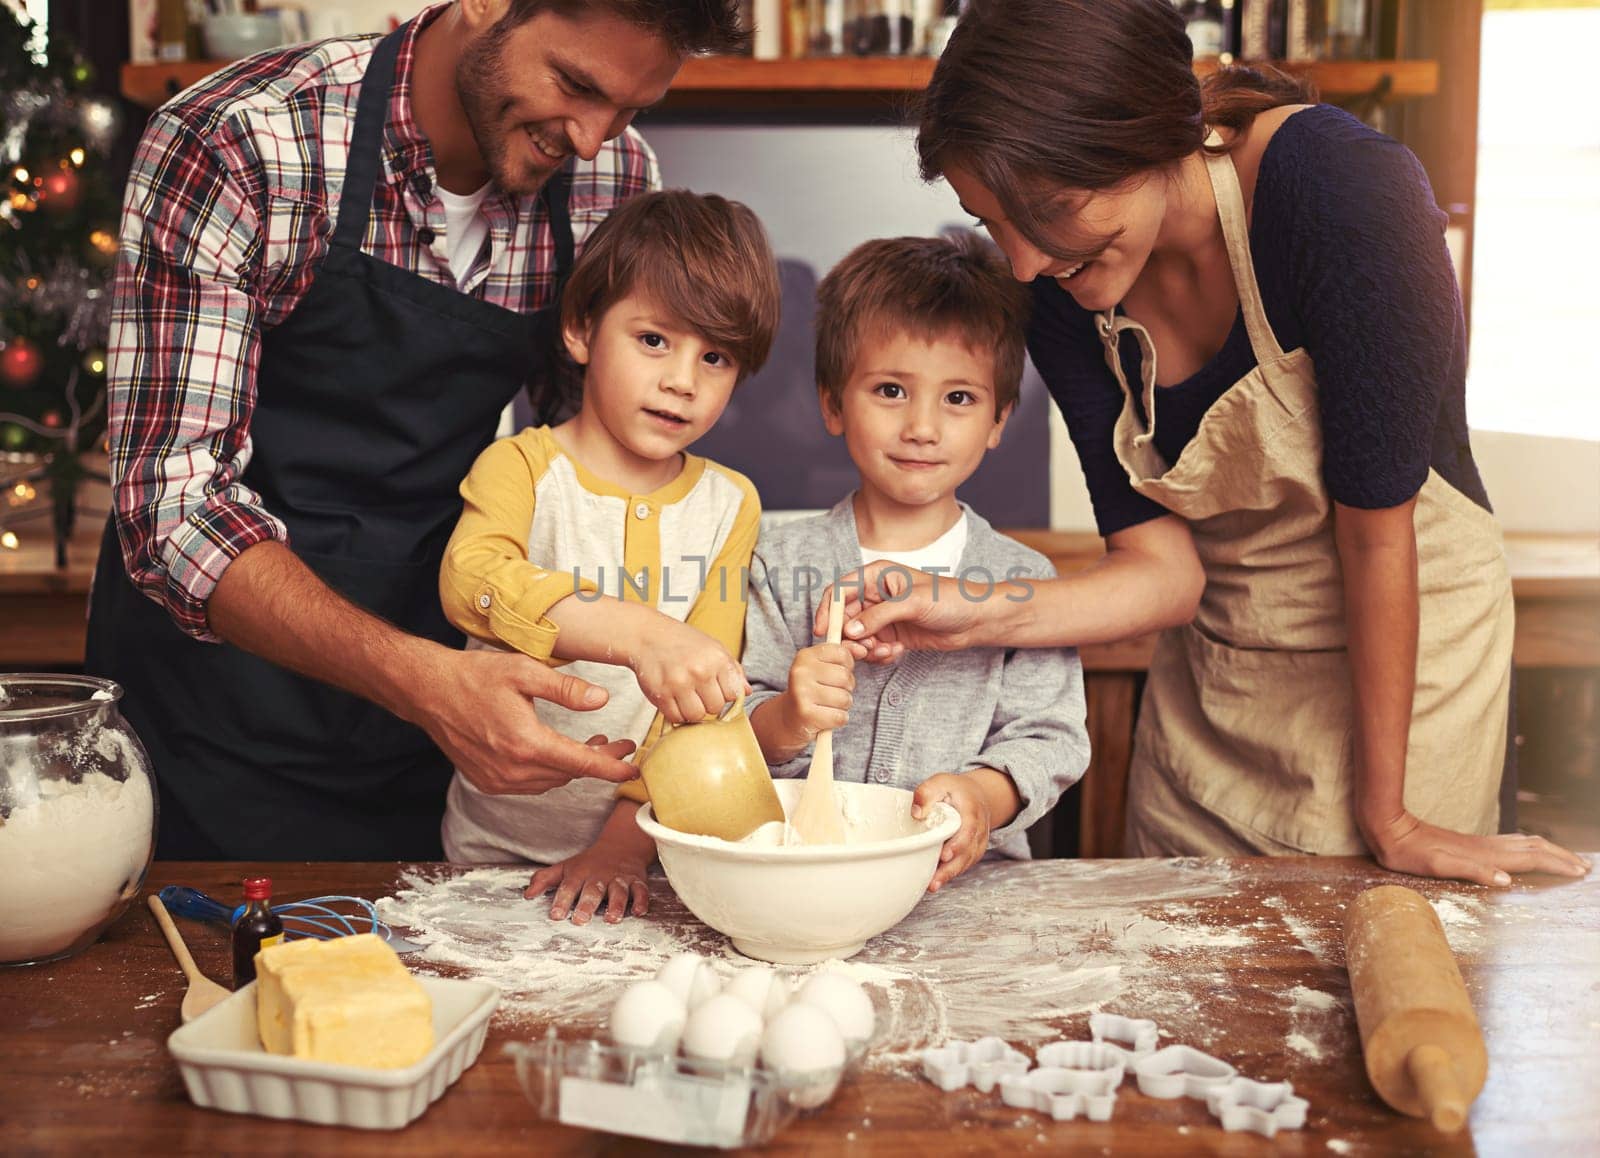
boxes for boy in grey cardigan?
[744,234,1090,891]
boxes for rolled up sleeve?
[106,109,289,640]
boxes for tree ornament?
[38,167,80,214]
[0,423,28,452]
[86,226,119,266]
[78,97,123,153]
[0,337,44,387]
[41,410,63,429]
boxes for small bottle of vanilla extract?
[232,876,284,989]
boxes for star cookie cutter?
[998,1066,1119,1122]
[919,1037,1030,1093]
[1132,1044,1237,1099]
[1204,1076,1309,1137]
[1088,1012,1159,1056]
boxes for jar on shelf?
[0,675,158,967]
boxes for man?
[87,0,749,859]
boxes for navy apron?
[85,29,576,860]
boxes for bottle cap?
[242,876,273,901]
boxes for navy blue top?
[1028,104,1491,537]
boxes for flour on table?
[1285,1031,1325,1060]
[1428,896,1484,951]
[1287,984,1338,1013]
[380,859,1267,1067]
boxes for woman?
[833,0,1587,886]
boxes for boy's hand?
[913,769,1019,893]
[525,803,656,924]
[778,643,855,742]
[631,618,748,724]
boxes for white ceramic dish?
[166,975,499,1130]
[638,781,959,964]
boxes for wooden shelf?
[120,56,1438,112]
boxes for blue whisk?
[157,885,421,952]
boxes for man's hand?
[1363,808,1591,888]
[524,802,655,924]
[422,648,637,795]
[629,617,748,724]
[912,771,999,893]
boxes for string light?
[12,482,36,501]
[0,532,19,550]
[13,167,28,184]
[68,148,85,167]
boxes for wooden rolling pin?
[1343,885,1487,1133]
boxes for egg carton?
[507,1029,847,1149]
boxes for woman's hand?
[817,563,1000,663]
[1363,809,1591,887]
[630,618,748,723]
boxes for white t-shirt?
[436,181,492,289]
[859,512,969,575]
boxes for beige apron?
[1107,137,1514,856]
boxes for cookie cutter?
[1204,1076,1309,1137]
[1035,1040,1130,1084]
[919,1037,1030,1093]
[1132,1044,1237,1099]
[999,1066,1118,1122]
[1088,1012,1159,1056]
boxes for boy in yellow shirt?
[438,190,780,924]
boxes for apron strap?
[1201,131,1286,366]
[543,161,575,285]
[330,28,405,255]
[1097,311,1162,449]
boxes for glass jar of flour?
[0,675,157,966]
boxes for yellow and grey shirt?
[439,425,760,865]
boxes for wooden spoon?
[789,586,848,845]
[146,893,232,1021]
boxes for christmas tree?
[0,11,122,565]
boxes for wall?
[644,122,1057,527]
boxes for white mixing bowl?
[637,781,959,964]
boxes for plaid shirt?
[106,4,659,641]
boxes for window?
[1469,1,1600,439]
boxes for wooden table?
[1,858,1594,1154]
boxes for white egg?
[795,971,875,1047]
[760,1002,846,1109]
[725,966,791,1021]
[680,993,764,1065]
[656,952,722,1010]
[608,979,686,1052]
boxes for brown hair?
[815,232,1031,420]
[917,0,1313,260]
[501,0,750,56]
[554,189,780,407]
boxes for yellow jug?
[638,693,785,841]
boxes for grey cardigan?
[743,497,1090,859]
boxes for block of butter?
[254,933,434,1069]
